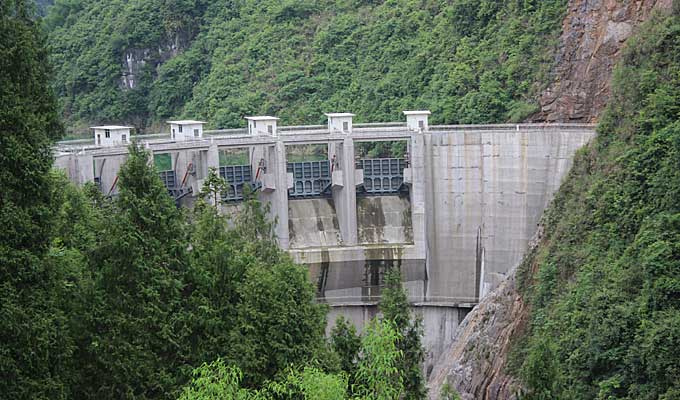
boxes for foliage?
[232,255,328,386]
[380,269,426,399]
[0,1,69,398]
[198,167,229,206]
[353,319,404,400]
[355,141,406,159]
[179,359,348,400]
[178,360,256,400]
[440,383,462,400]
[514,11,680,400]
[179,318,407,400]
[44,0,568,132]
[74,143,189,399]
[330,316,362,384]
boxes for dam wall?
[54,120,596,370]
[423,128,594,304]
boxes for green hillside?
[513,11,680,399]
[45,0,567,133]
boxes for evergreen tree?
[186,189,330,389]
[198,167,229,207]
[184,197,243,367]
[330,316,361,387]
[0,1,71,398]
[380,268,426,400]
[76,144,189,399]
[233,256,328,387]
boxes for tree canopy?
[44,0,568,134]
[513,11,680,400]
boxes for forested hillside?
[428,9,680,399]
[45,0,567,133]
[3,2,430,399]
[514,11,680,398]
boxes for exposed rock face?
[427,225,548,399]
[119,35,186,91]
[427,3,674,397]
[533,0,672,122]
[426,230,536,400]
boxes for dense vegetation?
[514,10,680,400]
[2,2,427,399]
[45,0,568,133]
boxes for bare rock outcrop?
[426,254,529,400]
[533,0,672,122]
[427,225,549,399]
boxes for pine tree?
[0,1,72,398]
[77,144,189,399]
[380,268,427,400]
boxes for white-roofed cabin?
[168,120,206,141]
[325,113,355,134]
[245,116,279,136]
[403,110,431,132]
[92,125,132,147]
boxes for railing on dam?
[287,160,332,198]
[357,158,407,194]
[54,123,596,153]
[219,165,260,202]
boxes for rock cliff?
[532,0,672,122]
[426,228,541,400]
[429,2,674,398]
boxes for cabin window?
[343,121,349,131]
[267,125,273,134]
[178,125,183,133]
[418,120,424,129]
[97,134,101,145]
[172,129,175,139]
[105,129,111,138]
[122,134,127,143]
[194,128,199,137]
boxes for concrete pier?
[55,121,595,368]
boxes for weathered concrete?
[54,122,595,368]
[423,128,594,304]
[357,195,412,244]
[288,198,342,248]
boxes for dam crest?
[55,113,596,371]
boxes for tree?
[353,319,404,400]
[233,257,328,387]
[380,268,426,400]
[330,316,361,389]
[198,167,229,207]
[178,360,257,400]
[0,1,71,397]
[76,144,190,399]
[179,359,347,400]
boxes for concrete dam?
[55,113,596,372]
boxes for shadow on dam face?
[309,256,426,304]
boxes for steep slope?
[46,0,568,133]
[429,9,680,400]
[533,0,672,122]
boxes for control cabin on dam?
[55,112,596,369]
